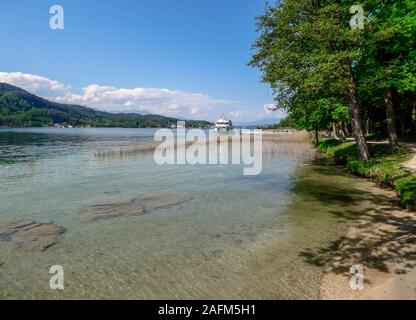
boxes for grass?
[318,138,416,211]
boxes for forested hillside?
[0,83,211,128]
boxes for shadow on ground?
[297,163,416,275]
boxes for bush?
[396,177,416,211]
[317,138,341,152]
[318,140,416,211]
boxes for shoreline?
[319,186,416,299]
[317,143,416,300]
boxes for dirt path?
[402,142,416,173]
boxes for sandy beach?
[319,182,416,300]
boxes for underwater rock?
[0,219,66,251]
[81,193,190,222]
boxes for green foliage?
[357,0,416,119]
[250,0,367,131]
[250,0,416,153]
[316,138,342,153]
[331,103,349,123]
[319,139,356,163]
[276,116,297,129]
[357,1,416,135]
[319,139,416,210]
[258,116,299,129]
[396,176,416,210]
[0,83,211,128]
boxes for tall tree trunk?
[346,63,371,161]
[400,110,406,137]
[314,128,319,146]
[383,86,399,150]
[343,122,350,137]
[339,124,347,143]
[333,122,338,137]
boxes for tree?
[250,0,371,160]
[332,102,350,142]
[358,0,416,149]
[292,98,333,145]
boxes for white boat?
[214,114,233,133]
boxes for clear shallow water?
[0,128,373,299]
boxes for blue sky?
[0,0,284,123]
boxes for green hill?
[0,83,211,128]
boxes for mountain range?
[235,118,281,128]
[0,83,211,128]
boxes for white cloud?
[0,72,238,119]
[228,110,250,120]
[225,105,287,124]
[0,72,71,95]
[0,72,281,122]
[53,84,235,118]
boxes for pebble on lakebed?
[80,193,191,222]
[0,220,66,252]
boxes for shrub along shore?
[317,138,416,211]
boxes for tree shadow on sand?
[297,164,416,276]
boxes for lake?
[0,128,376,299]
